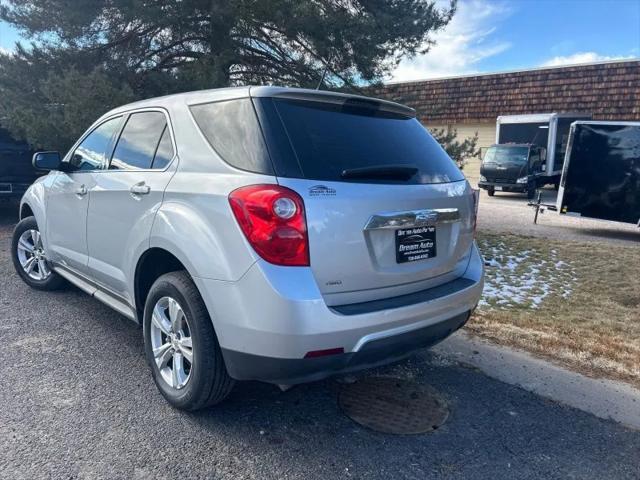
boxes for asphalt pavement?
[1,201,639,480]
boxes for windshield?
[264,98,465,184]
[483,146,529,165]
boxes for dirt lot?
[474,188,640,387]
[477,188,640,246]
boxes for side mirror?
[33,151,62,171]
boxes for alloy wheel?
[16,229,52,281]
[149,296,194,389]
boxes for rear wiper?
[340,164,418,181]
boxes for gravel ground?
[1,202,639,479]
[477,188,640,246]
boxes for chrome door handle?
[130,183,150,195]
[75,185,88,197]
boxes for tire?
[11,216,65,291]
[143,270,234,410]
[487,189,495,197]
[527,187,536,200]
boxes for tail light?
[471,188,480,238]
[229,184,309,266]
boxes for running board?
[53,266,137,322]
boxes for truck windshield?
[483,146,529,165]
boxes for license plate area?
[395,226,437,263]
[494,186,503,191]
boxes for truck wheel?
[527,188,536,200]
[487,189,495,197]
[11,216,66,291]
[143,270,235,410]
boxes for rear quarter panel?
[149,171,277,281]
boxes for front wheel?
[527,187,536,200]
[487,189,495,197]
[143,271,234,410]
[11,216,65,290]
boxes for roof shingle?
[375,60,640,123]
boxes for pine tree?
[0,0,455,151]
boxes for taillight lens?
[229,184,309,266]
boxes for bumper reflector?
[304,347,345,359]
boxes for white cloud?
[389,0,512,82]
[541,52,635,67]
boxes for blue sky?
[391,0,640,81]
[0,0,638,81]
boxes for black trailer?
[556,121,640,225]
[0,128,40,201]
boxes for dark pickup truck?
[0,129,40,201]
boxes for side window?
[69,116,122,171]
[152,126,175,169]
[190,99,273,174]
[110,111,168,170]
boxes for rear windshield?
[266,98,464,184]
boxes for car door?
[46,116,123,273]
[86,110,177,303]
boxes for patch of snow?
[478,239,577,310]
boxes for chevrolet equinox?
[13,87,484,410]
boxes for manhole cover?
[338,376,449,434]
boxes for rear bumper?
[478,181,528,192]
[222,311,470,384]
[194,243,484,384]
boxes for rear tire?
[11,216,65,291]
[487,189,495,197]
[143,270,234,410]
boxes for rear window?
[268,99,464,184]
[190,99,273,174]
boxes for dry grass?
[469,233,640,388]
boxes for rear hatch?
[253,93,475,305]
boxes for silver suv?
[13,87,484,410]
